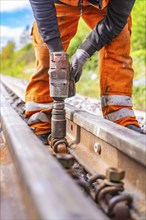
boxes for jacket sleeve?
[79,0,135,56]
[29,0,64,52]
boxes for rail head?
[0,90,109,220]
[1,75,145,166]
[0,74,26,100]
[65,104,146,167]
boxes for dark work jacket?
[29,0,135,55]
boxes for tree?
[132,0,146,63]
[0,41,15,60]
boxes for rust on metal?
[106,167,125,182]
[48,135,68,153]
[0,133,12,165]
[112,202,131,220]
[66,117,146,219]
[108,194,133,216]
[88,173,106,185]
[0,90,109,220]
[56,153,75,169]
[0,130,29,220]
[65,103,146,166]
[1,76,146,219]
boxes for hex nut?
[106,167,125,182]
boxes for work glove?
[72,49,90,83]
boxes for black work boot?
[126,124,146,134]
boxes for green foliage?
[131,0,146,83]
[0,42,35,78]
[133,85,146,111]
[0,41,16,76]
[67,19,91,56]
[130,0,146,110]
[0,41,15,60]
[131,0,146,54]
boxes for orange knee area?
[29,122,51,136]
[99,17,133,97]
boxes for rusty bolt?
[56,143,67,153]
[106,167,125,182]
[52,139,68,153]
[56,153,75,169]
[94,143,101,154]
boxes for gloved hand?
[72,49,90,82]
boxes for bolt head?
[94,143,101,154]
[56,143,67,153]
[106,167,125,182]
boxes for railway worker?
[25,0,145,144]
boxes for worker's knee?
[34,46,49,69]
[31,21,50,68]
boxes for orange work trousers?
[25,4,139,135]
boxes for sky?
[1,0,34,49]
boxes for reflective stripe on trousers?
[25,102,53,112]
[25,101,53,126]
[101,95,136,122]
[104,108,135,122]
[101,95,133,107]
[27,112,51,125]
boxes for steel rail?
[0,74,26,100]
[0,84,109,220]
[65,104,146,219]
[1,74,146,219]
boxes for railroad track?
[0,74,146,220]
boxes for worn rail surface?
[0,77,108,219]
[0,75,146,220]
